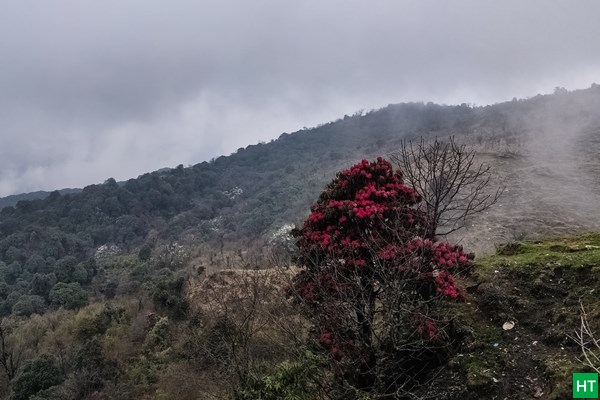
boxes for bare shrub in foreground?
[187,267,308,398]
[570,301,600,373]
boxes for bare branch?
[569,300,600,373]
[391,136,503,239]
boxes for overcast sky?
[0,0,599,196]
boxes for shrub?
[11,295,47,316]
[231,351,324,400]
[54,256,77,283]
[10,354,62,400]
[49,282,88,310]
[76,304,129,339]
[144,317,171,351]
[150,274,189,320]
[29,273,57,299]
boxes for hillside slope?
[0,86,599,318]
[431,233,600,399]
[0,86,599,398]
[2,85,600,250]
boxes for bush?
[24,255,47,274]
[29,273,57,299]
[11,295,47,316]
[76,304,129,339]
[10,354,62,400]
[144,317,171,351]
[101,280,118,300]
[54,256,77,283]
[150,274,188,319]
[49,282,88,310]
[231,351,324,400]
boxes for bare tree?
[570,301,600,373]
[0,324,22,381]
[392,136,503,239]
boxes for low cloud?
[1,0,599,195]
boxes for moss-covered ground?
[425,233,600,399]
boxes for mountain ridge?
[1,84,599,260]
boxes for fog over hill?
[2,1,600,198]
[1,85,600,258]
[448,86,600,253]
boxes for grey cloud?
[1,0,600,195]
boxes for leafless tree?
[392,136,503,239]
[0,324,22,381]
[570,301,600,373]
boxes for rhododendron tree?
[291,157,474,397]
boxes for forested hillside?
[0,85,600,320]
[0,189,80,210]
[0,85,599,398]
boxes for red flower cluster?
[434,270,460,298]
[416,316,440,340]
[402,238,473,298]
[293,158,473,300]
[319,329,353,362]
[320,331,333,347]
[294,158,423,261]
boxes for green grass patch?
[476,233,600,271]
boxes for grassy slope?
[435,234,600,399]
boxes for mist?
[1,1,600,196]
[445,87,600,253]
